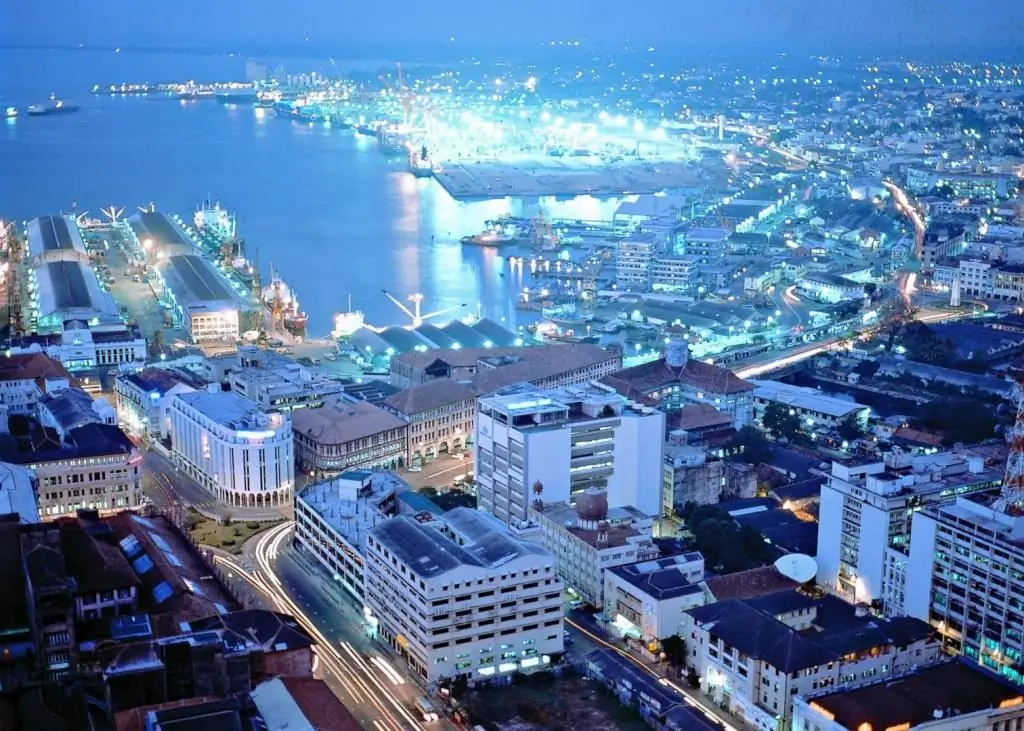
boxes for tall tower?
[995,375,1024,515]
[950,274,962,308]
[717,114,725,142]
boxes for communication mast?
[996,374,1024,516]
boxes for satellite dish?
[775,554,817,584]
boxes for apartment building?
[170,388,294,509]
[680,227,729,265]
[921,223,967,272]
[905,492,1024,685]
[816,449,1002,616]
[293,470,407,600]
[688,590,940,731]
[292,397,408,475]
[650,255,699,293]
[474,382,665,523]
[603,552,705,644]
[528,490,659,607]
[792,659,1024,731]
[363,507,564,684]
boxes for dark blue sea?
[1,48,618,335]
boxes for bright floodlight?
[525,76,537,91]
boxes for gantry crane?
[382,289,466,328]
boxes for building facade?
[474,382,665,523]
[363,507,565,684]
[528,492,659,607]
[170,389,295,508]
[292,398,408,475]
[603,553,705,644]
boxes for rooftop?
[479,381,660,427]
[384,378,478,415]
[607,553,705,601]
[28,215,86,257]
[601,356,755,401]
[159,254,238,308]
[0,462,40,524]
[532,500,653,550]
[174,390,285,432]
[805,659,1024,730]
[0,422,137,466]
[296,471,409,552]
[702,565,798,602]
[369,506,552,580]
[688,590,934,673]
[122,366,208,394]
[128,211,193,254]
[0,352,70,385]
[750,380,868,419]
[292,397,406,445]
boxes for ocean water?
[1,48,619,335]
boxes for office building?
[792,660,1024,731]
[601,341,755,427]
[650,254,699,293]
[688,590,940,731]
[169,388,294,508]
[663,444,725,513]
[293,470,408,599]
[214,346,343,412]
[363,507,564,684]
[905,491,1024,684]
[474,382,665,523]
[615,232,664,290]
[603,552,705,645]
[816,449,1002,615]
[529,490,659,607]
[679,227,729,265]
[292,397,408,475]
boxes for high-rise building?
[815,449,1002,615]
[474,382,665,523]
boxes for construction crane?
[531,213,558,250]
[382,290,466,328]
[246,247,265,333]
[101,206,125,224]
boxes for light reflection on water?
[1,48,623,334]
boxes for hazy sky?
[3,0,1023,54]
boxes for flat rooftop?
[534,500,652,549]
[162,254,236,305]
[128,211,193,253]
[608,553,705,601]
[296,471,408,552]
[369,506,552,580]
[28,215,86,257]
[175,390,279,431]
[806,660,1024,730]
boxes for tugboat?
[262,267,308,337]
[409,145,434,178]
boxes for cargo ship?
[216,92,261,104]
[27,98,79,116]
[409,146,433,177]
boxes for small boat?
[5,106,16,119]
[27,98,79,116]
[461,227,517,247]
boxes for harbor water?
[1,48,621,335]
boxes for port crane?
[382,289,466,329]
[101,206,125,224]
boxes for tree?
[727,426,773,466]
[836,414,866,442]
[762,402,804,442]
[853,359,881,380]
[915,398,998,445]
[863,282,878,299]
[660,635,688,667]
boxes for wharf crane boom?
[382,289,467,328]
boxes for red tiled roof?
[703,566,798,602]
[601,357,754,400]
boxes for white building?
[474,382,665,524]
[293,470,408,600]
[603,552,705,645]
[688,591,941,731]
[615,232,663,290]
[217,346,343,412]
[528,490,659,607]
[0,462,40,523]
[363,507,565,684]
[796,272,866,304]
[169,388,294,508]
[815,449,1002,616]
[905,492,1024,685]
[0,353,72,423]
[750,380,870,432]
[792,660,1024,731]
[650,255,699,293]
[114,366,205,441]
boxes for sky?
[2,0,1023,57]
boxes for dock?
[432,158,707,200]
